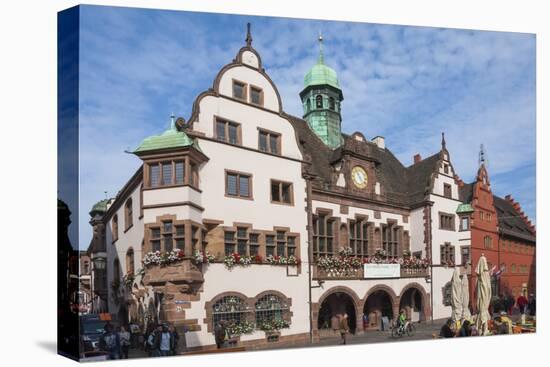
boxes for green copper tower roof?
[456,203,474,214]
[133,116,194,154]
[303,35,340,90]
[89,199,109,217]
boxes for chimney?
[413,154,422,164]
[372,136,385,149]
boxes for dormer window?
[329,97,335,110]
[316,95,323,108]
[232,80,247,101]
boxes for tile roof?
[493,195,536,243]
[286,114,443,207]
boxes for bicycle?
[391,320,414,338]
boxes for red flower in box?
[253,254,263,263]
[232,253,241,262]
[177,250,185,258]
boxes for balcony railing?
[312,265,430,280]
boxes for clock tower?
[300,34,344,149]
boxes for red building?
[493,195,536,298]
[459,163,499,307]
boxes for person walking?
[528,294,536,317]
[517,292,528,324]
[168,324,180,356]
[339,313,350,345]
[156,324,172,357]
[149,325,162,357]
[214,320,227,349]
[118,325,131,359]
[506,293,515,315]
[101,324,120,360]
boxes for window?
[216,119,241,145]
[224,231,236,255]
[460,216,470,231]
[443,184,452,198]
[150,164,160,187]
[258,130,281,154]
[148,159,195,188]
[479,211,484,221]
[511,264,516,273]
[287,236,297,257]
[149,221,185,253]
[440,213,455,231]
[313,214,334,258]
[126,248,135,275]
[249,233,260,256]
[232,80,246,100]
[83,261,89,275]
[212,296,249,328]
[271,180,293,205]
[382,223,400,257]
[460,246,470,266]
[349,219,369,257]
[315,95,323,108]
[266,235,275,257]
[255,294,289,326]
[444,164,449,174]
[440,243,455,264]
[175,161,185,184]
[226,171,252,199]
[162,162,172,185]
[484,236,493,249]
[306,99,311,112]
[125,198,133,230]
[329,97,335,110]
[250,85,263,106]
[112,215,119,242]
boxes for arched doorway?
[399,287,424,322]
[318,292,357,337]
[364,290,394,330]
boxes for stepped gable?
[493,194,536,242]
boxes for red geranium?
[253,254,263,263]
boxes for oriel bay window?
[225,171,252,199]
[259,129,281,155]
[145,156,201,189]
[149,220,185,253]
[313,213,335,258]
[271,180,293,205]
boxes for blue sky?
[76,5,536,249]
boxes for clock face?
[351,166,368,189]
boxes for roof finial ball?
[246,22,253,47]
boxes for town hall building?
[86,25,536,351]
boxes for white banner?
[364,263,401,278]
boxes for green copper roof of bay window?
[456,203,474,214]
[133,118,194,154]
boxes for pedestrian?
[101,324,120,360]
[339,313,350,345]
[129,322,140,348]
[168,324,180,356]
[506,293,515,315]
[156,324,172,357]
[528,294,536,317]
[149,325,162,357]
[517,292,528,324]
[214,320,226,349]
[362,313,369,330]
[118,325,131,359]
[499,311,513,334]
[439,318,455,338]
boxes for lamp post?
[92,255,107,313]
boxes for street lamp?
[92,255,107,270]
